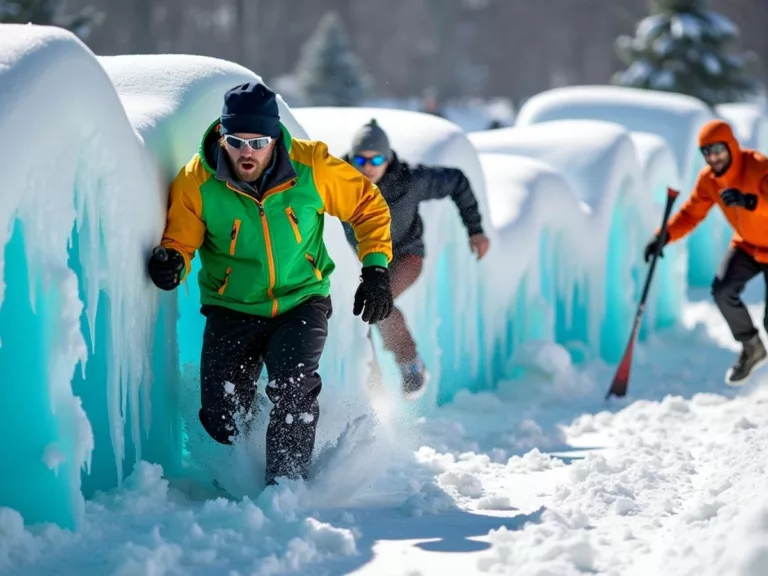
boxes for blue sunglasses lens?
[353,154,386,166]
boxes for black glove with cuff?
[148,246,184,291]
[353,266,393,324]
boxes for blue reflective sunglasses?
[352,154,387,167]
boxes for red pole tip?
[667,187,680,199]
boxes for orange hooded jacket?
[665,119,768,262]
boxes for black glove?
[720,188,757,211]
[353,266,393,324]
[148,246,184,291]
[643,232,669,263]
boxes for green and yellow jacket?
[161,120,392,317]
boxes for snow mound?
[716,102,768,154]
[99,54,309,179]
[515,84,724,287]
[470,120,684,360]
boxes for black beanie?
[220,82,281,138]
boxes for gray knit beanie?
[350,119,392,159]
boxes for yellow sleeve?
[312,141,393,267]
[161,159,207,278]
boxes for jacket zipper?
[226,179,296,317]
[286,207,302,243]
[229,219,242,255]
[305,253,322,280]
[217,219,242,295]
[258,204,278,317]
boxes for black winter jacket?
[343,152,484,258]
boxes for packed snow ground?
[2,286,768,576]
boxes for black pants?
[712,248,768,342]
[198,296,331,484]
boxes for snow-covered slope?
[515,85,724,288]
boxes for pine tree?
[293,11,370,107]
[0,0,103,40]
[612,0,761,107]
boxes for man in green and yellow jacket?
[147,82,394,486]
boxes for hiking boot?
[725,334,768,386]
[400,356,429,400]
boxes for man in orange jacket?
[644,119,768,385]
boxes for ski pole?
[605,187,680,399]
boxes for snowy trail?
[3,294,768,575]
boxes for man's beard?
[713,158,732,177]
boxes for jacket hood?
[698,119,742,183]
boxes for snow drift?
[515,85,725,287]
[469,120,685,363]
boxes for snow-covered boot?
[400,356,429,400]
[726,334,768,385]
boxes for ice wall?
[469,120,684,361]
[0,25,162,529]
[515,85,723,287]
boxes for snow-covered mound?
[0,25,162,529]
[99,54,309,179]
[716,102,768,155]
[470,120,685,362]
[515,85,724,287]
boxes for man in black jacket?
[343,119,490,399]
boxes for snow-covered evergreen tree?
[0,0,103,39]
[293,11,369,107]
[613,0,760,106]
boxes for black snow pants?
[712,247,768,343]
[198,296,331,485]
